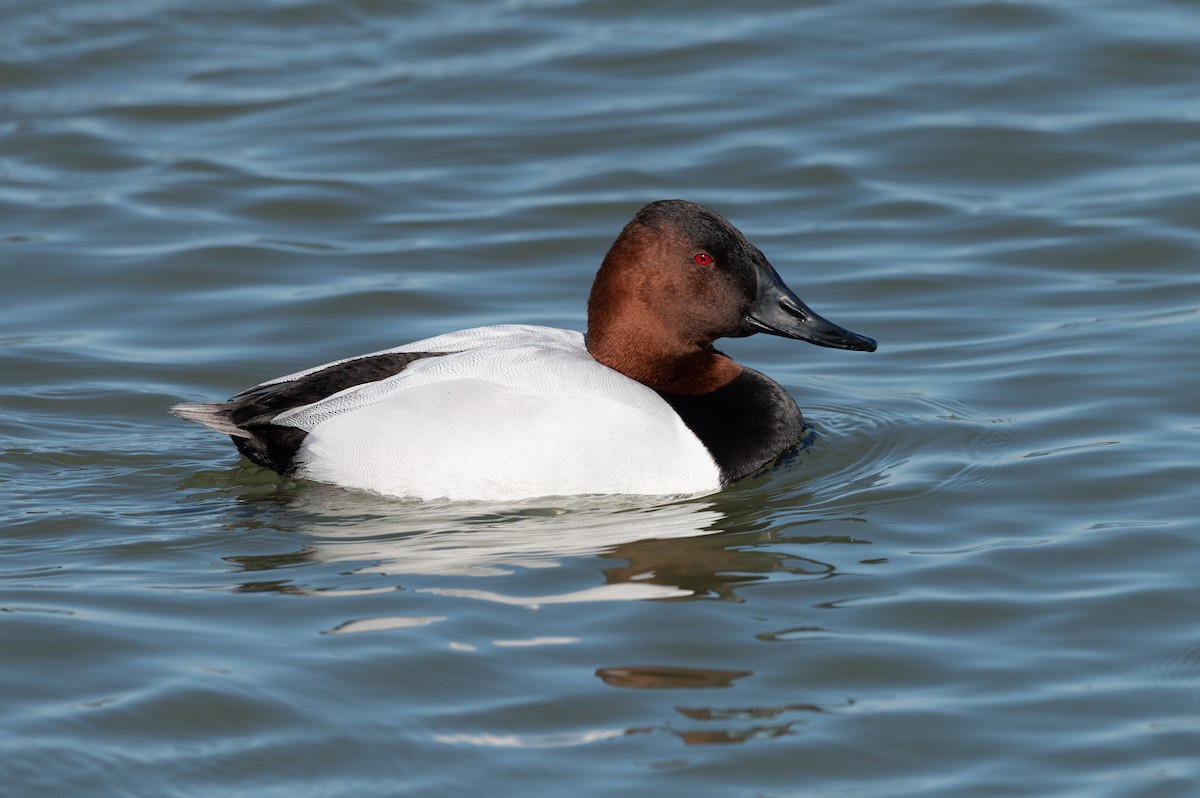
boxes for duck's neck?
[586,319,742,396]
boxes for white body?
[266,325,721,501]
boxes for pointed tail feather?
[169,402,251,438]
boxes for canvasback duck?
[171,200,876,501]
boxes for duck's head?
[586,200,876,386]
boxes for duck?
[171,199,876,501]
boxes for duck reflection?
[596,664,753,689]
[593,664,854,746]
[666,699,854,746]
[598,530,837,601]
[189,471,870,750]
[211,480,854,605]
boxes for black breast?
[656,368,805,484]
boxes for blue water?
[3,1,1200,795]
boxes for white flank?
[269,326,721,500]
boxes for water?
[3,0,1199,795]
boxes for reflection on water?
[596,665,752,689]
[211,480,856,610]
[432,698,854,750]
[600,532,843,601]
[302,498,724,579]
[595,667,831,747]
[201,478,876,754]
[7,0,1200,791]
[668,699,857,747]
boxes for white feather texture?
[270,326,721,501]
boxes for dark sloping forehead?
[633,200,749,252]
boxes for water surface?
[3,1,1199,796]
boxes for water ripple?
[5,0,1200,795]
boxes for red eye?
[693,252,713,266]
